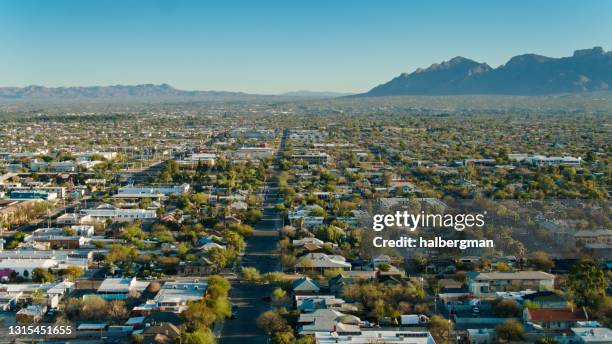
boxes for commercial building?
[468,271,555,297]
[81,205,157,222]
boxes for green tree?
[528,251,554,271]
[535,337,559,344]
[184,329,216,344]
[272,288,287,301]
[496,320,525,342]
[32,268,54,283]
[256,311,287,336]
[569,259,607,307]
[493,298,521,317]
[240,267,261,282]
[427,315,452,343]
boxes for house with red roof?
[524,307,588,331]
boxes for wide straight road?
[219,130,287,344]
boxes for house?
[574,230,612,247]
[199,242,226,252]
[8,190,57,200]
[97,277,150,300]
[181,257,216,275]
[298,309,359,334]
[153,280,208,313]
[295,253,352,273]
[314,330,436,344]
[142,322,181,344]
[56,213,93,225]
[293,237,325,247]
[524,307,588,331]
[521,291,568,308]
[467,328,496,344]
[292,277,321,295]
[16,304,47,323]
[290,151,329,165]
[328,274,346,295]
[0,256,88,279]
[571,327,612,343]
[295,295,346,313]
[468,271,555,297]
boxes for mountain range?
[0,83,353,101]
[1,47,610,100]
[0,83,256,101]
[362,47,612,96]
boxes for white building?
[295,253,352,272]
[315,330,436,344]
[468,271,555,297]
[81,205,157,222]
[508,154,581,166]
[0,256,88,278]
[116,184,190,197]
[153,280,208,313]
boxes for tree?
[535,337,559,344]
[208,247,229,269]
[496,320,525,342]
[206,275,231,300]
[494,299,521,317]
[272,288,287,301]
[245,208,262,224]
[182,301,216,330]
[427,315,452,343]
[184,328,216,344]
[79,296,108,320]
[240,267,261,282]
[107,300,129,321]
[528,251,554,271]
[568,259,607,307]
[146,281,161,293]
[32,268,54,283]
[295,336,316,344]
[262,272,286,285]
[63,266,84,281]
[256,311,287,335]
[271,330,295,344]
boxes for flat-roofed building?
[153,280,208,313]
[81,205,157,222]
[468,271,555,297]
[97,277,149,300]
[315,330,436,344]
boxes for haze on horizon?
[1,0,611,94]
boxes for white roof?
[97,277,136,293]
[315,330,435,344]
[296,253,351,269]
[473,271,554,281]
[572,327,612,343]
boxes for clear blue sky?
[1,0,610,94]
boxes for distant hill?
[0,84,356,102]
[0,83,257,101]
[362,47,612,96]
[280,90,353,98]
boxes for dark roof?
[143,322,181,338]
[329,274,345,285]
[145,312,183,326]
[522,291,566,302]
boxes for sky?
[1,0,611,94]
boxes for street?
[219,132,286,344]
